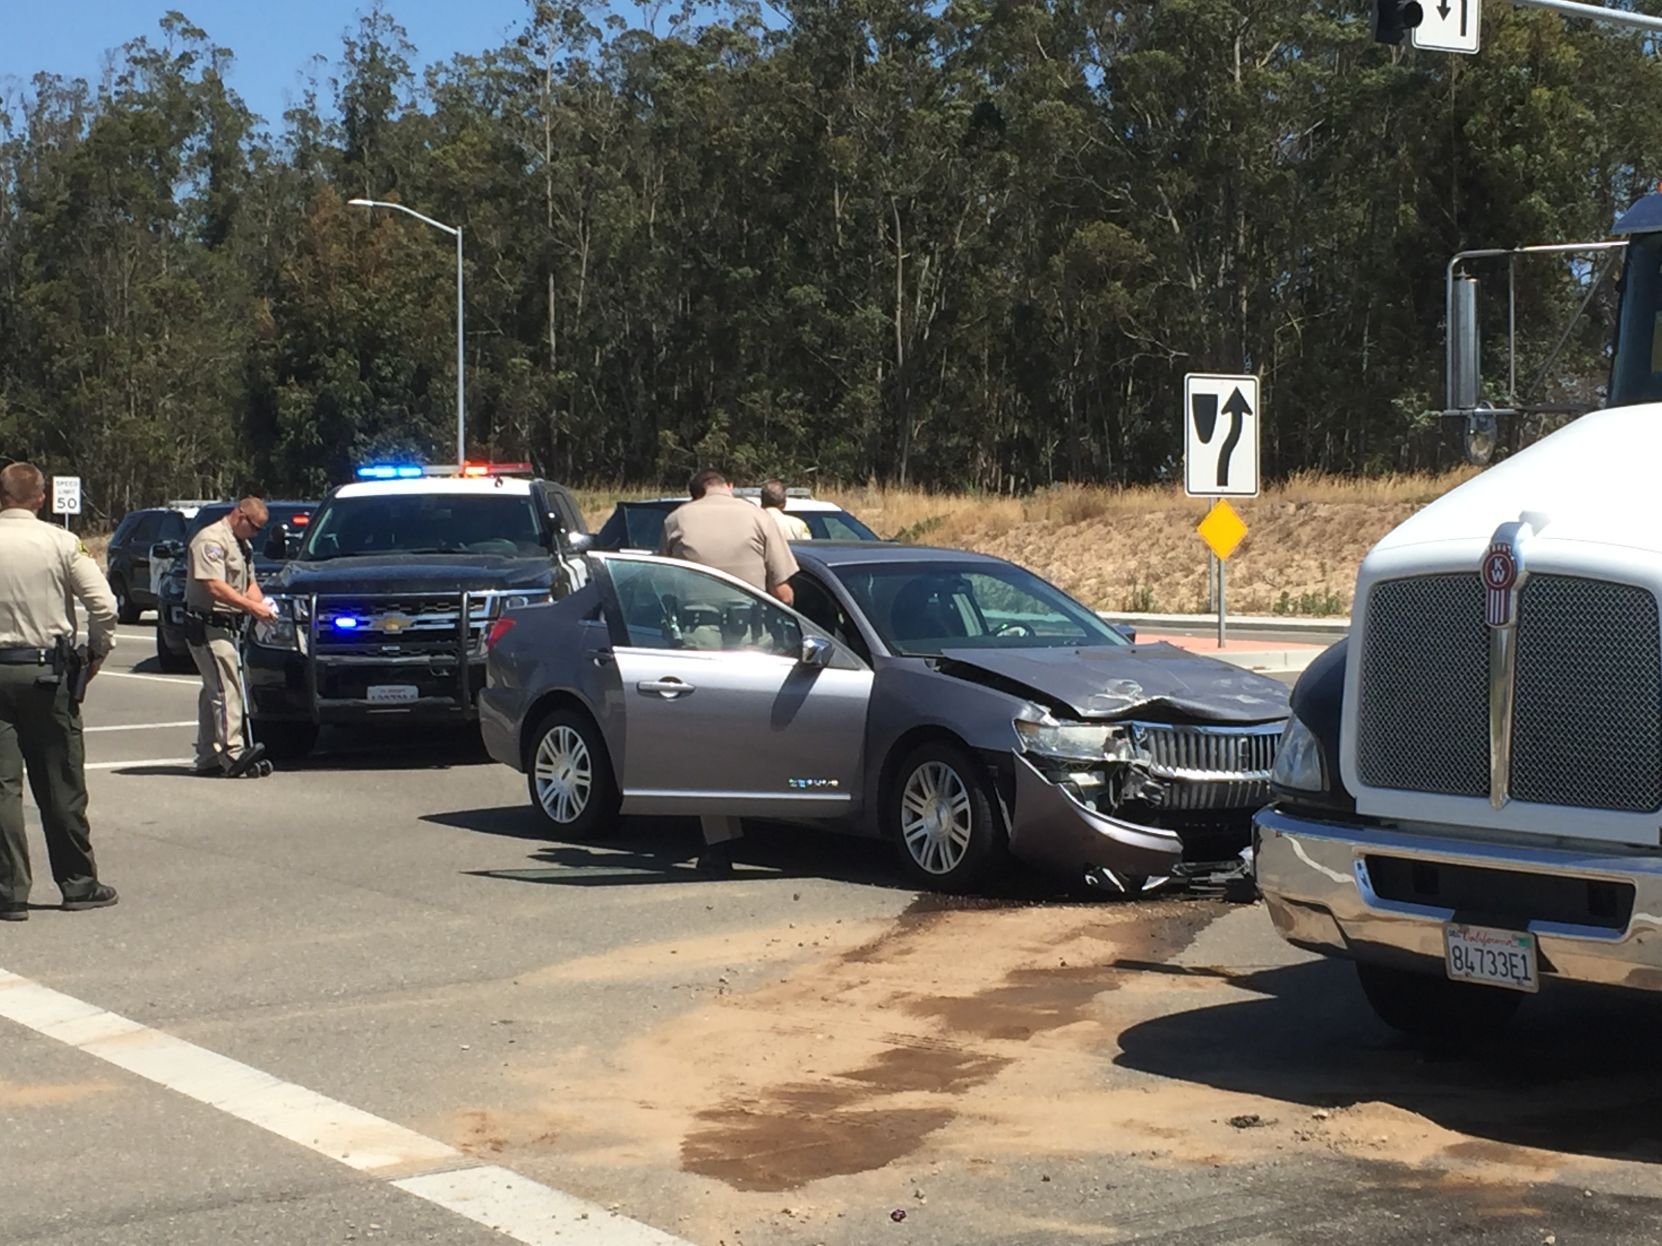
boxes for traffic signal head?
[1373,0,1424,43]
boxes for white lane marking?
[85,758,194,771]
[99,671,197,686]
[0,969,694,1245]
[396,1166,689,1245]
[84,721,197,733]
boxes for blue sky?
[0,2,546,128]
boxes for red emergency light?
[459,461,533,478]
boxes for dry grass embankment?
[582,471,1478,616]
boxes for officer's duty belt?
[0,647,51,665]
[187,609,244,631]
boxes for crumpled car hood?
[934,643,1290,722]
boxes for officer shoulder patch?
[76,539,90,557]
[205,543,225,559]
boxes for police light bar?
[355,464,424,480]
[459,461,534,478]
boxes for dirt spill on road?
[0,1077,117,1107]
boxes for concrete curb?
[1209,648,1321,675]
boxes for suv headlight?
[1014,716,1134,763]
[1270,715,1326,792]
[253,596,304,652]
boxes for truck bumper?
[1255,806,1662,991]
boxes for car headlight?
[1270,715,1326,792]
[253,596,304,651]
[1014,716,1134,763]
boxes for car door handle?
[637,678,695,698]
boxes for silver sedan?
[480,544,1289,894]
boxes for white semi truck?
[1256,189,1662,1038]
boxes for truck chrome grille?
[1133,722,1280,810]
[1357,572,1662,812]
[1511,576,1661,811]
[1356,574,1489,797]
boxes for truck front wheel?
[1355,962,1523,1043]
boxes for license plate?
[366,684,419,705]
[1444,923,1539,993]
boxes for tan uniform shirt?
[765,507,812,543]
[660,494,799,592]
[0,508,118,657]
[185,517,252,612]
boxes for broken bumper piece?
[1008,753,1188,881]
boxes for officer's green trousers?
[0,664,97,905]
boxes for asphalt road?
[5,633,1662,1244]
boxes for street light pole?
[347,198,465,467]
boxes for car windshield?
[598,502,877,550]
[299,493,544,560]
[831,561,1126,655]
[183,504,314,550]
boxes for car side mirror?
[799,634,835,668]
[151,539,184,561]
[565,532,595,555]
[1109,622,1137,643]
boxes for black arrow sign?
[1216,386,1253,488]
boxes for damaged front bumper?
[1006,753,1260,891]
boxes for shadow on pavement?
[428,804,1107,902]
[1114,957,1662,1165]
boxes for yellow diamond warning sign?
[1197,499,1248,560]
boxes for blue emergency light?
[355,463,424,480]
[334,616,361,630]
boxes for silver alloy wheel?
[899,760,974,875]
[534,724,593,825]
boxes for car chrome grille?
[1356,574,1489,797]
[1356,572,1662,813]
[1133,722,1280,810]
[1511,576,1662,812]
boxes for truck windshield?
[1611,233,1662,407]
[300,494,545,560]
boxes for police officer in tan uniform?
[186,497,277,778]
[660,469,798,603]
[659,468,802,873]
[0,463,119,920]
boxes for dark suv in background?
[106,506,196,623]
[153,501,317,672]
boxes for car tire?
[112,576,141,625]
[1355,962,1523,1044]
[155,631,195,674]
[886,739,1008,893]
[253,721,318,761]
[526,707,617,838]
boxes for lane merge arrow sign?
[1413,0,1479,52]
[1184,373,1260,498]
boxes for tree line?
[1,0,1658,524]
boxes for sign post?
[1184,374,1259,646]
[51,476,81,530]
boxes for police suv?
[245,463,590,759]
